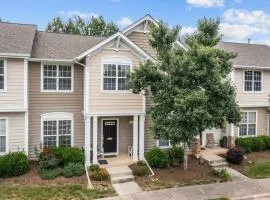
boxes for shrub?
[132,165,148,177]
[226,147,245,164]
[258,136,270,150]
[146,148,169,169]
[89,164,100,172]
[218,169,231,182]
[167,146,184,167]
[52,147,84,166]
[137,160,146,166]
[251,137,265,152]
[62,163,85,177]
[0,152,29,177]
[39,168,62,180]
[39,156,60,170]
[90,168,109,181]
[236,137,252,153]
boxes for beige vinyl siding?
[28,62,84,159]
[128,32,156,59]
[235,69,270,106]
[0,113,25,153]
[97,116,133,154]
[87,49,144,114]
[0,59,24,110]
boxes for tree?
[46,16,119,37]
[130,18,241,170]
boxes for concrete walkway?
[99,178,270,200]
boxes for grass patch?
[244,159,270,179]
[0,183,116,200]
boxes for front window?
[43,64,72,91]
[103,63,130,91]
[244,71,262,92]
[158,139,171,148]
[0,60,6,92]
[42,113,73,148]
[0,119,7,154]
[239,111,256,136]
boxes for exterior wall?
[0,58,25,110]
[235,68,270,106]
[28,62,84,159]
[97,116,133,154]
[127,32,156,59]
[0,112,25,153]
[87,49,144,115]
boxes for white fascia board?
[29,58,74,63]
[0,53,30,58]
[234,64,270,70]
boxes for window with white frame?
[244,71,262,92]
[42,64,73,91]
[0,60,6,91]
[157,139,171,148]
[42,113,73,148]
[0,119,7,154]
[103,62,131,91]
[239,111,256,136]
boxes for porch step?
[210,161,229,169]
[107,166,135,184]
[201,154,227,165]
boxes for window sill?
[243,91,263,94]
[101,90,133,94]
[41,90,74,93]
[158,146,172,149]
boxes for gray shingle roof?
[31,32,106,60]
[217,42,270,67]
[0,22,37,55]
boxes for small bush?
[259,136,270,150]
[39,156,60,170]
[218,169,231,182]
[62,163,85,177]
[137,161,146,166]
[132,165,148,177]
[251,137,265,152]
[89,164,100,172]
[146,148,169,169]
[236,137,252,153]
[52,147,84,166]
[226,147,245,164]
[90,168,109,181]
[39,168,62,180]
[167,146,184,167]
[0,152,29,177]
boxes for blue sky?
[1,0,269,44]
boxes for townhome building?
[1,14,270,166]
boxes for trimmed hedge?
[51,147,84,166]
[0,152,29,177]
[236,135,270,153]
[146,148,169,169]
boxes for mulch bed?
[0,161,87,185]
[226,150,270,173]
[131,156,219,191]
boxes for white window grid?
[0,119,7,154]
[244,71,262,92]
[0,60,6,92]
[239,111,256,137]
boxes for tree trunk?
[184,143,188,170]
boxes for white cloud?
[60,11,98,19]
[180,26,197,35]
[186,0,224,8]
[117,17,133,28]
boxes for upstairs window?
[239,111,256,136]
[102,58,131,91]
[157,139,171,149]
[42,64,73,92]
[0,60,7,92]
[244,71,262,92]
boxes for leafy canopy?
[130,17,241,145]
[46,16,119,37]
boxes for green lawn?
[0,184,116,200]
[244,159,270,179]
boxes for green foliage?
[217,168,231,182]
[137,160,146,166]
[226,147,245,164]
[51,147,84,166]
[146,148,169,169]
[62,163,85,177]
[130,17,241,157]
[39,156,60,170]
[132,165,149,177]
[0,152,29,177]
[167,146,184,166]
[89,164,100,172]
[219,136,228,148]
[90,168,109,181]
[244,159,270,179]
[39,168,62,180]
[46,16,119,36]
[236,136,270,153]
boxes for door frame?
[268,114,270,135]
[101,118,119,156]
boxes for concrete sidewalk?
[99,178,270,200]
